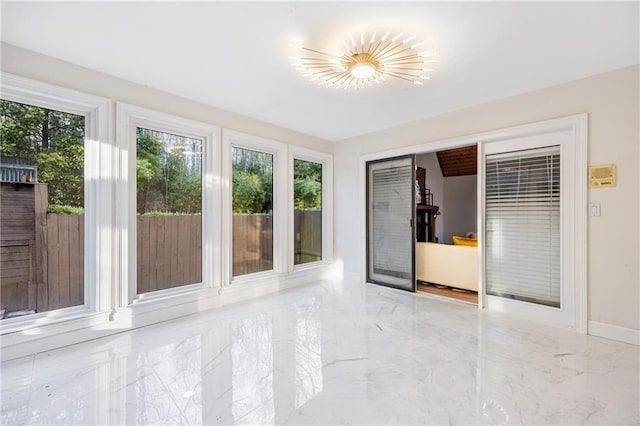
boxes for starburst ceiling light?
[289,30,437,90]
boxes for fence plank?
[34,184,48,312]
[185,215,193,284]
[68,214,83,307]
[140,216,151,293]
[27,239,36,311]
[148,215,158,291]
[57,214,71,309]
[1,266,30,278]
[1,250,31,262]
[185,215,194,285]
[136,215,143,293]
[169,216,179,288]
[79,214,84,304]
[0,282,27,312]
[177,216,186,286]
[46,214,59,310]
[157,216,168,290]
[193,215,202,284]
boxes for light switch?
[589,203,601,217]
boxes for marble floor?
[1,279,639,425]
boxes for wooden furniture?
[416,204,439,242]
[416,242,478,291]
[415,166,439,242]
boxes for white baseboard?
[588,320,640,346]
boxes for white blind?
[370,165,413,280]
[485,146,561,307]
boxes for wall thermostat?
[588,164,616,188]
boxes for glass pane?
[136,127,202,293]
[367,157,414,290]
[485,148,561,307]
[232,147,273,277]
[0,99,85,319]
[293,159,322,265]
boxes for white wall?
[335,65,640,332]
[0,43,333,154]
[416,153,444,242]
[442,175,477,244]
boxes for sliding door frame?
[481,132,573,328]
[359,113,587,332]
[365,155,416,292]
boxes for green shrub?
[48,205,84,215]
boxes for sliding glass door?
[483,130,575,328]
[366,156,415,291]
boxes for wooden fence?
[232,214,273,276]
[1,185,321,316]
[294,210,321,265]
[137,215,202,294]
[39,213,85,311]
[1,183,85,314]
[1,182,39,314]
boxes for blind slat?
[485,148,561,308]
[371,165,412,277]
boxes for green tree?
[135,128,202,214]
[135,129,163,213]
[232,147,273,214]
[232,171,265,213]
[294,160,322,210]
[0,99,85,207]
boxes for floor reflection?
[294,302,323,409]
[231,314,274,424]
[1,279,638,425]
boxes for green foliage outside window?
[232,147,273,214]
[1,99,324,217]
[294,159,322,210]
[136,128,202,215]
[0,99,85,207]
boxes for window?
[0,100,86,319]
[231,147,274,276]
[293,159,322,265]
[290,147,333,271]
[135,127,203,293]
[223,130,287,284]
[117,103,220,305]
[0,73,110,335]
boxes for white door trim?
[359,113,587,333]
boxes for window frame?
[116,103,221,307]
[0,73,111,334]
[222,130,287,286]
[289,147,333,271]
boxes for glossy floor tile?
[1,279,639,425]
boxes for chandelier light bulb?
[289,29,437,90]
[350,62,376,79]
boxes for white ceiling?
[1,2,638,141]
